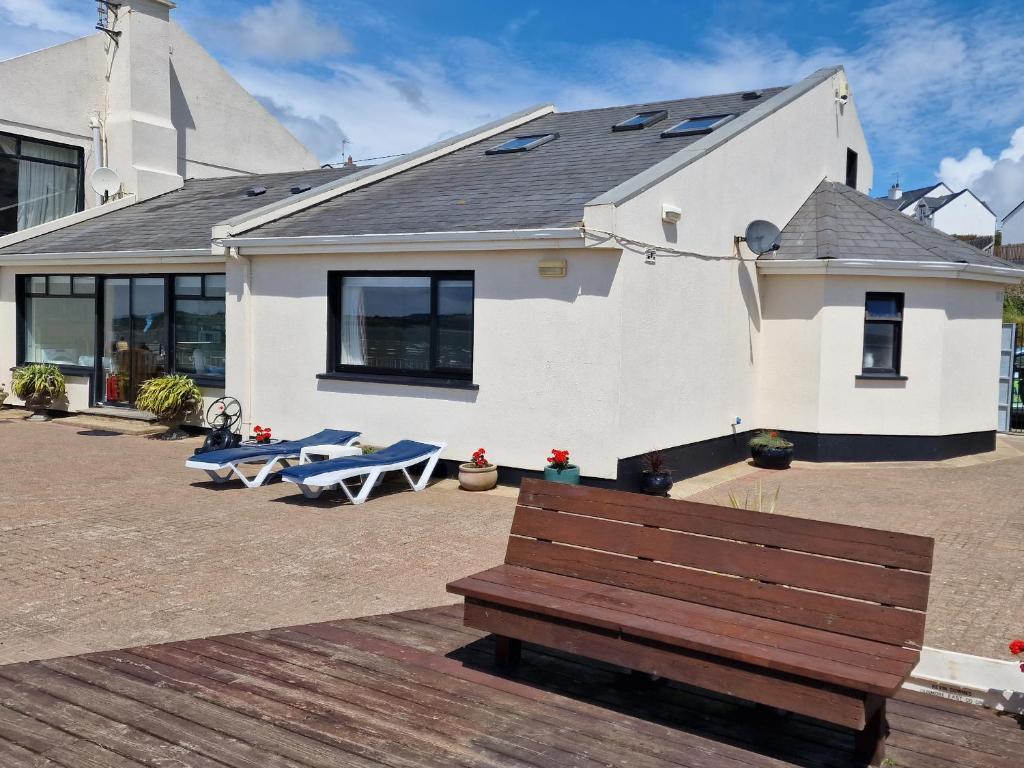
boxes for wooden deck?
[0,604,1020,768]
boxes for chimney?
[915,200,932,224]
[345,155,355,167]
[888,182,902,200]
[102,0,183,201]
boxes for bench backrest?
[507,479,933,648]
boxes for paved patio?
[1,412,1022,664]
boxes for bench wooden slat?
[463,600,869,730]
[505,538,927,647]
[451,573,909,694]
[520,479,934,571]
[510,506,931,610]
[468,565,919,673]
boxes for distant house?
[0,0,318,237]
[2,66,1021,487]
[1003,199,1024,246]
[876,182,996,238]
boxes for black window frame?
[485,133,559,155]
[660,113,735,138]
[860,292,904,378]
[170,274,227,388]
[612,110,669,132]
[845,148,859,188]
[15,272,227,391]
[325,270,475,388]
[0,131,86,236]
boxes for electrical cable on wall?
[581,226,757,263]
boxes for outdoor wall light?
[538,258,567,278]
[662,204,682,224]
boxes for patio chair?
[279,439,446,504]
[186,428,361,488]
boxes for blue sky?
[3,0,1024,215]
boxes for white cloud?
[0,0,90,36]
[256,95,349,162]
[232,0,351,63]
[938,127,1024,218]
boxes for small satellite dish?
[743,219,782,254]
[89,166,122,197]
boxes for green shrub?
[748,429,793,449]
[135,374,202,420]
[726,481,781,514]
[12,364,66,402]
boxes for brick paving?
[1,412,1021,664]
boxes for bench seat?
[449,563,917,696]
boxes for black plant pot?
[640,471,673,495]
[750,445,794,470]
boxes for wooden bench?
[447,479,934,765]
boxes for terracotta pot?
[459,463,498,491]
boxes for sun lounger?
[279,439,446,504]
[186,429,361,488]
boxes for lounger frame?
[187,434,361,488]
[284,441,446,504]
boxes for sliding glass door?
[100,277,168,405]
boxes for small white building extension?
[1,66,1019,488]
[0,0,317,236]
[877,182,996,239]
[1002,199,1024,246]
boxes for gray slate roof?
[247,88,785,239]
[763,181,1016,268]
[0,167,359,255]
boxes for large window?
[0,133,84,235]
[862,292,904,376]
[20,275,97,367]
[328,271,474,381]
[173,274,226,381]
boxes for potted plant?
[640,450,673,495]
[134,374,203,440]
[459,447,498,491]
[12,363,66,421]
[543,448,580,485]
[749,430,794,469]
[1010,639,1024,672]
[253,424,274,444]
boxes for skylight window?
[661,114,735,138]
[485,133,558,155]
[612,109,668,132]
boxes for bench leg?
[494,636,521,670]
[854,697,887,766]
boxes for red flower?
[548,449,571,469]
[470,447,488,467]
[1010,639,1024,655]
[770,431,779,438]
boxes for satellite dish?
[89,166,122,197]
[743,219,782,255]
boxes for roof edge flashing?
[216,103,557,238]
[756,257,1024,284]
[584,65,845,210]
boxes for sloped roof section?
[243,88,786,239]
[0,167,359,256]
[763,181,1013,268]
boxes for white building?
[1002,199,1024,246]
[0,0,317,236]
[1,66,1020,488]
[877,182,996,239]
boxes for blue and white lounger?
[279,439,446,504]
[186,429,361,488]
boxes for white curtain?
[340,280,368,365]
[17,142,79,230]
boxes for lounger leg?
[204,469,232,483]
[407,452,442,491]
[351,470,382,504]
[297,483,324,499]
[854,697,887,766]
[494,636,521,670]
[249,458,287,488]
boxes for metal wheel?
[205,397,242,433]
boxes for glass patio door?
[100,277,168,406]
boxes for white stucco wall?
[1002,207,1024,246]
[0,262,226,414]
[930,194,996,237]
[592,71,873,458]
[758,274,1005,436]
[225,248,626,478]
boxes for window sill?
[856,373,908,381]
[317,371,479,390]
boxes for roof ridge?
[557,86,787,116]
